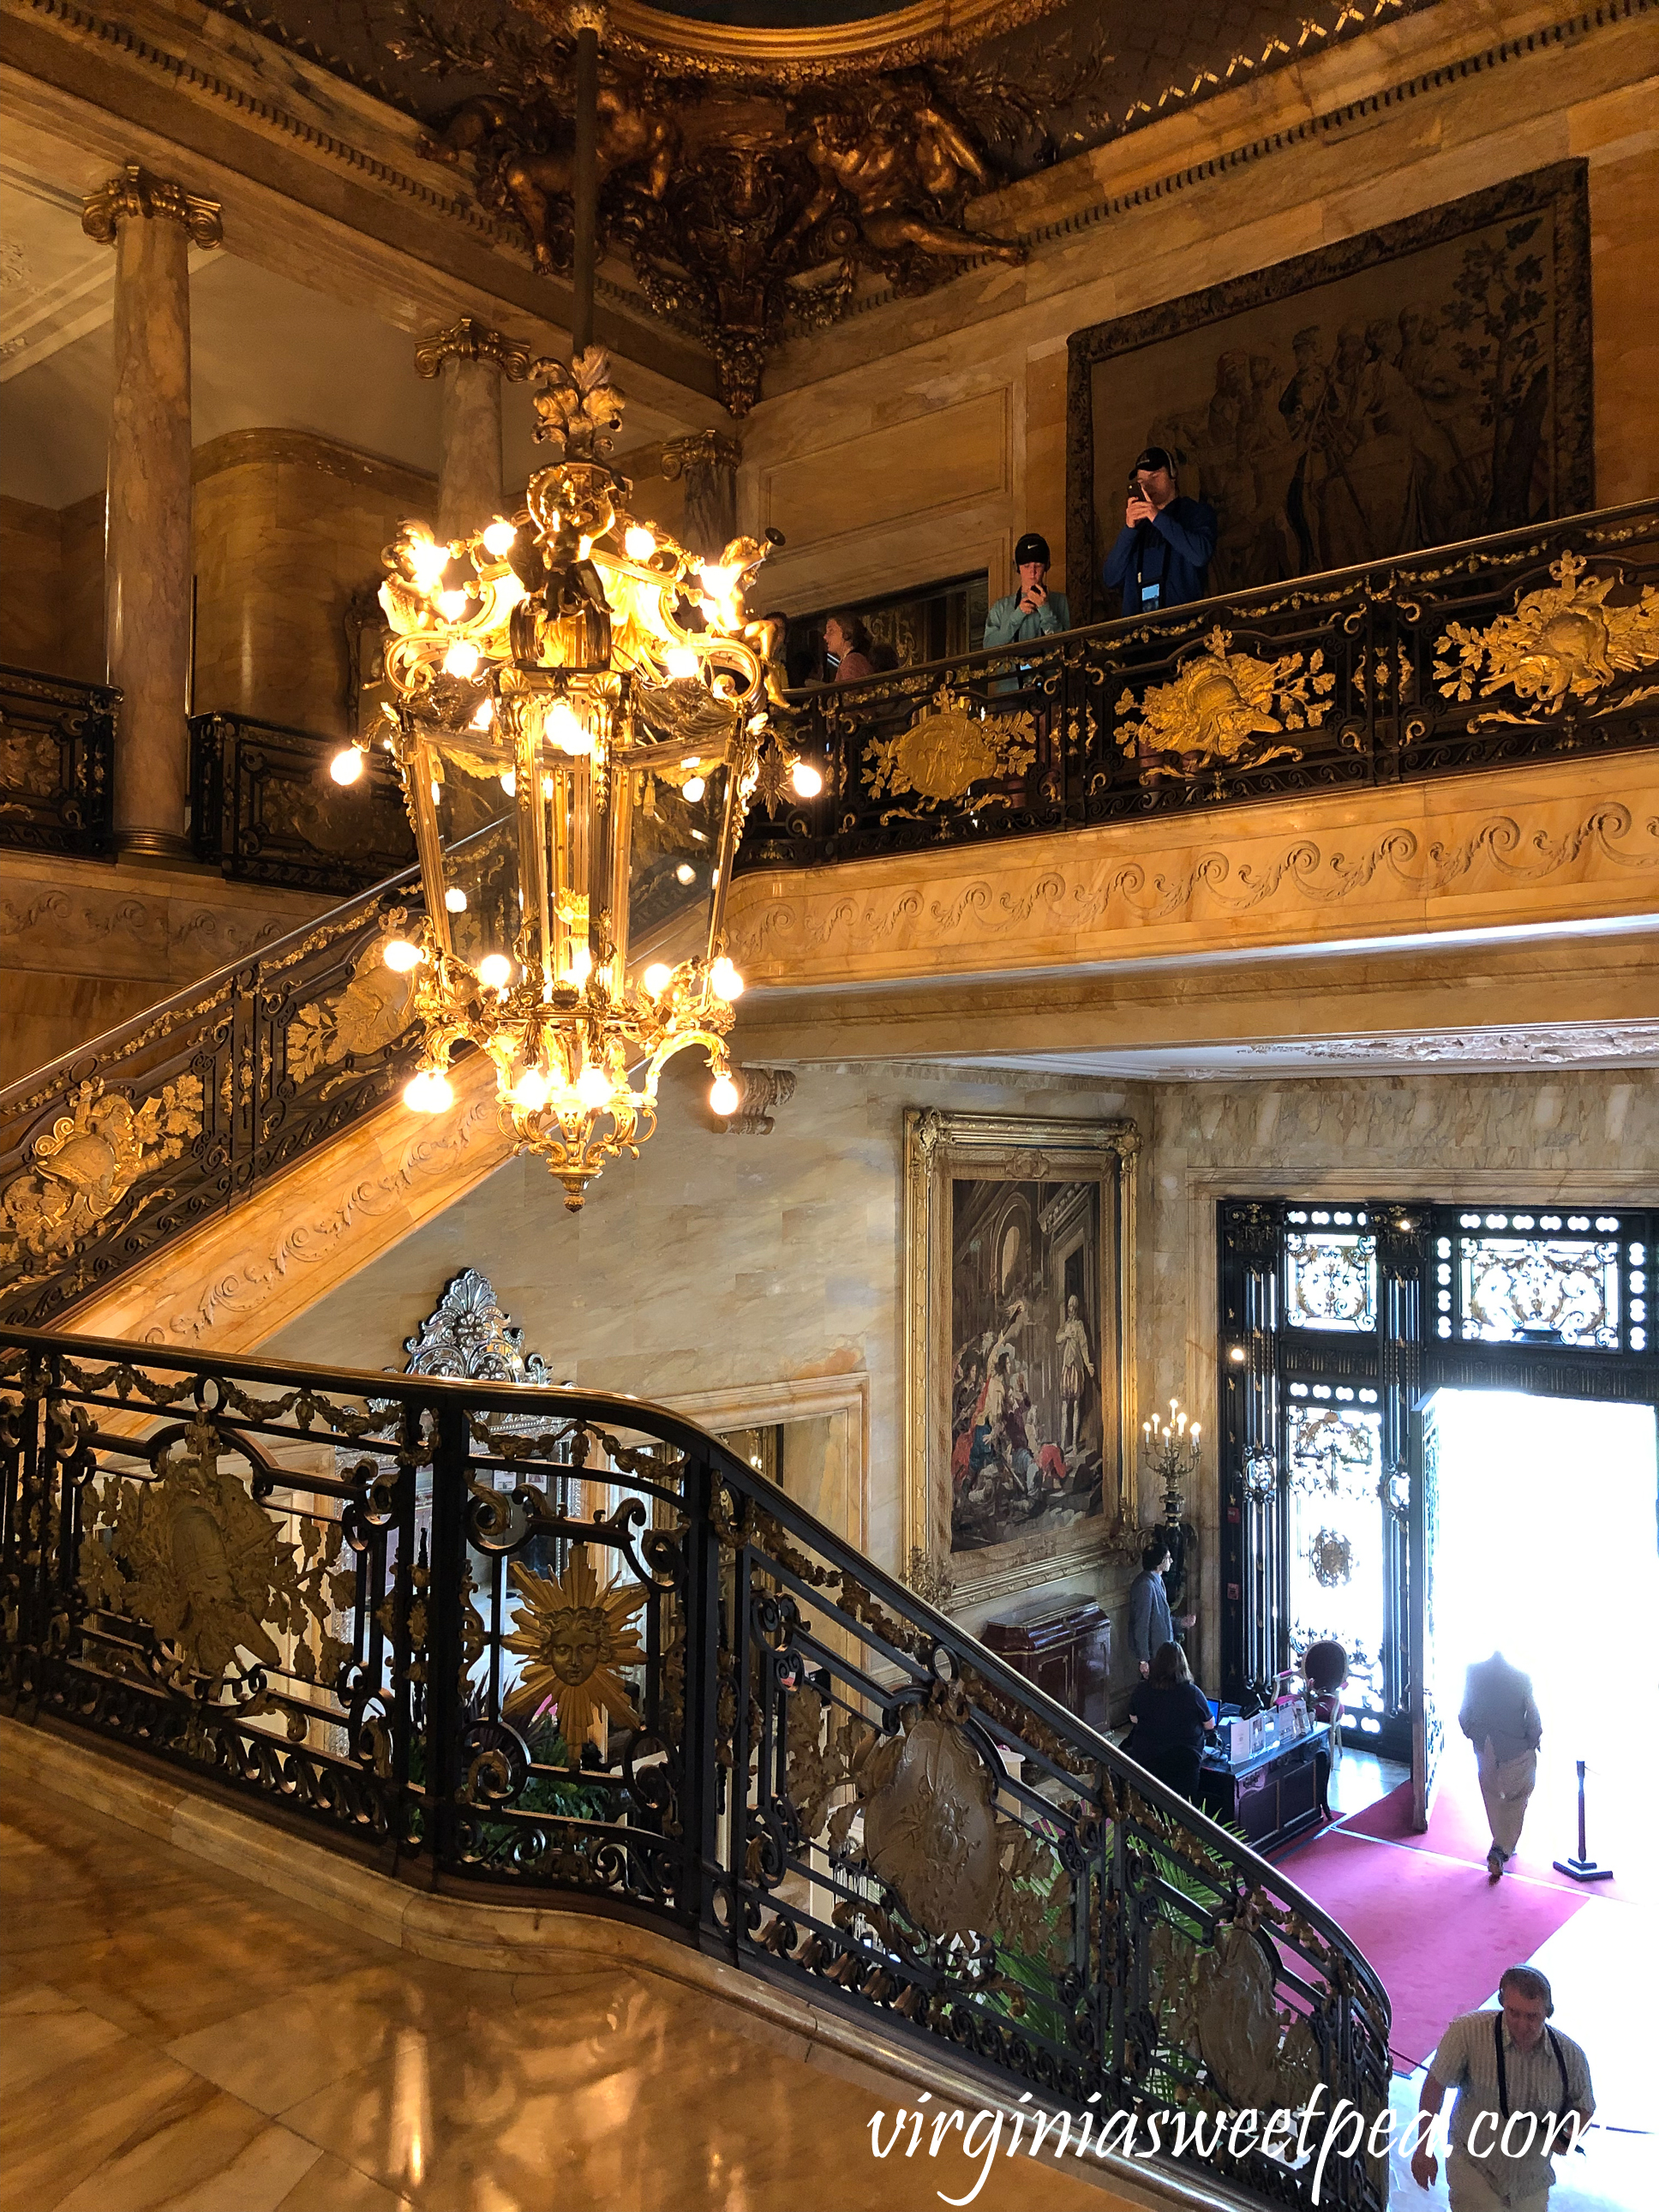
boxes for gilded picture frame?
[903,1110,1139,1606]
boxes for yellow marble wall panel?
[1586,141,1659,505]
[57,490,107,686]
[191,430,435,739]
[758,387,1009,552]
[0,496,63,672]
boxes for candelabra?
[1143,1397,1202,1525]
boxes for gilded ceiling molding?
[81,161,222,246]
[596,0,1071,78]
[413,314,533,380]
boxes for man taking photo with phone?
[985,532,1071,649]
[1103,446,1218,615]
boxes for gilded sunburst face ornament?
[501,1546,647,1753]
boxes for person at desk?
[1125,1640,1216,1800]
[985,533,1070,649]
[1103,447,1218,615]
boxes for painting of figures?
[949,1177,1105,1555]
[1067,163,1591,620]
[904,1112,1136,1603]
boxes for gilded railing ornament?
[501,1544,647,1754]
[283,922,419,1088]
[1434,550,1659,725]
[0,1075,204,1290]
[1115,627,1333,778]
[81,164,223,248]
[862,686,1036,818]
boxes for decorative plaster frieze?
[1245,1026,1659,1066]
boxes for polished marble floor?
[0,1783,1122,2212]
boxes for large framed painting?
[903,1112,1139,1605]
[1067,161,1592,621]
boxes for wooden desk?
[1197,1727,1332,1853]
[980,1593,1110,1731]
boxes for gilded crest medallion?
[0,1074,203,1286]
[1434,551,1659,724]
[862,688,1036,818]
[501,1545,647,1753]
[1115,629,1331,777]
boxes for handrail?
[0,1323,1391,2211]
[0,663,119,859]
[740,499,1659,871]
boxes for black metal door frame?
[1219,1198,1657,1765]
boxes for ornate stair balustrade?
[740,500,1659,871]
[0,1325,1391,2212]
[189,710,416,894]
[0,665,119,859]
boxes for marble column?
[662,430,742,559]
[415,318,530,542]
[82,165,221,858]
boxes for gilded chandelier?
[332,348,816,1208]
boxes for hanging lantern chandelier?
[333,348,818,1208]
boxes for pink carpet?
[1276,1826,1585,2067]
[1339,1777,1644,1905]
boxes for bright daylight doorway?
[1428,1388,1658,1888]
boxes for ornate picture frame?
[903,1111,1139,1605]
[1066,160,1593,620]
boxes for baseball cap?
[1133,446,1176,476]
[1013,531,1051,566]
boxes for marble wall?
[260,1055,1657,1715]
[1,489,105,682]
[191,429,435,740]
[737,0,1659,617]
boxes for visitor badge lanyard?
[1494,2017,1569,2126]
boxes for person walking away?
[1411,1966,1594,2212]
[1127,1539,1196,1678]
[1124,1640,1215,1800]
[1460,1649,1542,1879]
[1103,446,1218,614]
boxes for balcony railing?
[0,1325,1391,2212]
[0,664,117,859]
[189,710,416,894]
[740,501,1659,871]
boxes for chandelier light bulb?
[382,938,422,973]
[330,746,365,786]
[500,769,517,796]
[568,944,593,984]
[674,862,695,885]
[710,956,744,1001]
[710,1073,740,1117]
[477,953,513,991]
[790,759,824,798]
[664,647,700,680]
[574,1064,612,1111]
[482,519,517,557]
[403,1070,454,1113]
[548,698,592,756]
[437,588,470,620]
[512,1066,550,1111]
[624,525,656,560]
[681,774,706,804]
[443,640,482,679]
[642,962,673,997]
[407,538,449,590]
[444,887,469,913]
[470,698,495,730]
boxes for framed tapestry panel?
[903,1112,1139,1605]
[1066,161,1592,621]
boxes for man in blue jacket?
[1103,447,1218,615]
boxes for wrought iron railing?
[0,1325,1391,2210]
[189,710,416,894]
[0,664,118,859]
[0,856,434,1331]
[740,501,1659,870]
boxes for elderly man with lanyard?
[1411,1965,1594,2212]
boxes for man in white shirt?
[1411,1967,1594,2212]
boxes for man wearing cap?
[1103,447,1218,615]
[985,532,1071,649]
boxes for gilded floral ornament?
[501,1545,647,1753]
[0,1074,203,1288]
[284,923,419,1087]
[81,1415,348,1684]
[1115,628,1331,777]
[862,687,1036,817]
[1434,551,1659,725]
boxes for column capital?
[661,429,742,479]
[82,164,222,248]
[414,316,532,382]
[567,2,609,36]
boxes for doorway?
[1425,1387,1658,1874]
